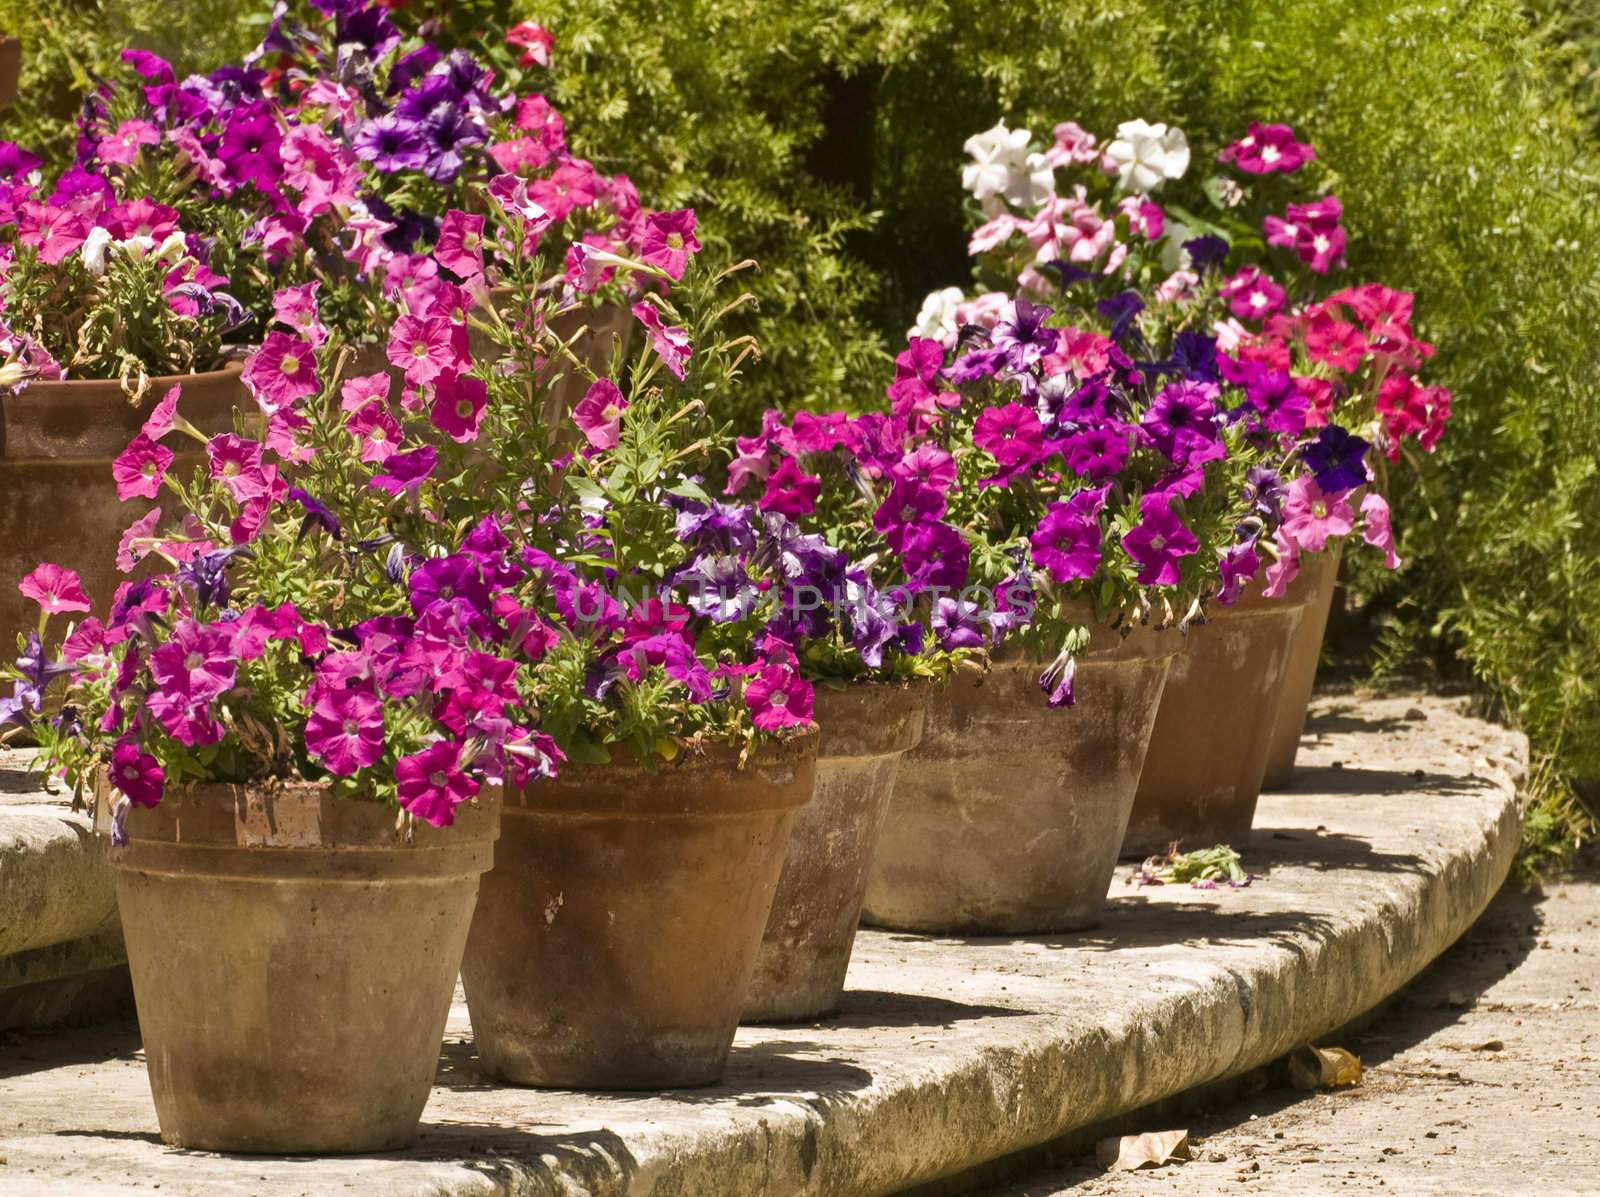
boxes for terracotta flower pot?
[0,37,19,109]
[743,682,928,1023]
[861,626,1175,935]
[460,731,817,1089]
[95,779,499,1154]
[1122,589,1309,857]
[1262,543,1344,790]
[0,365,252,648]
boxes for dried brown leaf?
[1289,1044,1362,1090]
[1095,1129,1192,1172]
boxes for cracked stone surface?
[975,874,1600,1196]
[0,693,1525,1196]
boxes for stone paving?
[0,694,1526,1196]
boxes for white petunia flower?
[907,286,966,344]
[1104,120,1191,193]
[80,227,114,276]
[961,123,1054,215]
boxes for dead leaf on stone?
[1289,1044,1362,1090]
[1471,1039,1505,1052]
[1095,1129,1191,1172]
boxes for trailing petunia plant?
[907,115,1451,609]
[0,144,248,397]
[0,305,559,832]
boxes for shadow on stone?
[1284,764,1498,801]
[1075,901,1345,954]
[829,988,1034,1028]
[1243,824,1424,874]
[0,1017,141,1080]
[412,1125,642,1186]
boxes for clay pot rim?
[507,726,818,816]
[812,677,932,759]
[10,360,243,395]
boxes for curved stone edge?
[1,749,124,1027]
[485,698,1528,1197]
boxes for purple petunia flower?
[1216,538,1263,605]
[287,488,343,541]
[1142,381,1225,468]
[354,114,428,174]
[371,445,438,496]
[901,521,970,593]
[1299,424,1370,494]
[931,596,990,651]
[409,555,489,616]
[1030,504,1103,583]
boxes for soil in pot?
[862,625,1175,936]
[743,682,928,1023]
[1262,544,1344,790]
[1122,588,1308,858]
[96,779,499,1154]
[0,365,253,649]
[460,731,816,1089]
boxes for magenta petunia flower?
[206,434,269,502]
[744,662,814,731]
[1141,381,1225,468]
[639,208,700,280]
[148,618,237,702]
[1218,123,1316,175]
[304,688,385,777]
[140,385,184,439]
[396,741,479,827]
[631,301,693,380]
[430,372,488,443]
[109,740,164,808]
[1216,539,1263,604]
[1361,492,1402,569]
[572,379,629,450]
[758,458,822,517]
[1264,196,1345,274]
[973,403,1045,473]
[388,314,458,385]
[1220,266,1286,321]
[242,332,320,416]
[1059,424,1131,481]
[18,563,92,617]
[1121,494,1199,586]
[111,434,174,502]
[1281,475,1355,553]
[901,521,971,592]
[271,282,326,348]
[435,210,486,278]
[1030,504,1102,583]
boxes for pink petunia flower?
[1281,476,1356,553]
[1262,527,1301,598]
[18,563,92,616]
[1361,492,1402,569]
[758,458,821,517]
[388,314,458,385]
[435,210,486,278]
[242,332,320,416]
[631,301,693,380]
[109,740,164,808]
[206,434,269,501]
[347,400,402,463]
[116,508,163,573]
[112,434,174,502]
[506,21,554,68]
[271,282,326,347]
[572,379,629,450]
[639,209,700,280]
[340,372,391,413]
[98,120,160,166]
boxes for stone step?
[0,694,1525,1196]
[0,749,128,1031]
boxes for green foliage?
[0,0,266,164]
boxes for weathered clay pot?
[95,779,499,1154]
[0,37,19,109]
[1262,544,1344,790]
[0,365,252,648]
[1122,588,1309,857]
[862,626,1175,935]
[461,731,817,1089]
[743,683,928,1023]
